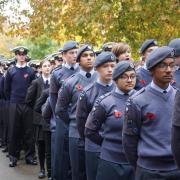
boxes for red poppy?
[24,73,29,79]
[114,111,123,118]
[146,112,156,120]
[140,79,146,86]
[76,84,83,91]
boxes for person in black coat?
[26,59,52,178]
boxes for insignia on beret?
[87,45,92,49]
[154,41,157,45]
[129,63,134,68]
[19,48,25,52]
[171,50,175,57]
[111,55,115,61]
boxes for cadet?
[123,46,180,180]
[169,38,180,88]
[4,46,36,167]
[112,42,133,62]
[55,44,98,180]
[25,59,52,178]
[50,41,79,180]
[136,39,158,90]
[76,51,116,180]
[85,61,136,180]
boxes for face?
[143,46,158,61]
[151,58,176,86]
[41,61,52,76]
[116,70,136,93]
[63,49,78,65]
[118,49,132,62]
[96,62,116,83]
[15,52,27,63]
[79,50,95,70]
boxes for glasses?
[156,63,178,71]
[119,75,136,81]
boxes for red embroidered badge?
[146,112,156,120]
[114,111,123,118]
[140,79,146,86]
[76,84,83,91]
[24,74,29,79]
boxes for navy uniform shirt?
[123,82,177,171]
[55,69,98,138]
[85,88,136,164]
[135,66,152,90]
[4,65,35,103]
[76,80,115,152]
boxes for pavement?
[0,150,40,180]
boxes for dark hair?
[39,59,51,68]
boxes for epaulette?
[52,65,62,73]
[94,92,111,105]
[130,87,145,99]
[173,86,180,92]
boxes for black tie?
[44,80,49,88]
[124,93,129,96]
[163,90,167,94]
[86,72,91,78]
[70,67,74,71]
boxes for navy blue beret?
[102,42,116,52]
[112,61,135,80]
[62,41,79,52]
[146,46,175,70]
[140,39,158,54]
[168,38,180,57]
[95,52,116,68]
[76,45,94,62]
[12,46,29,54]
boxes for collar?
[42,75,50,82]
[16,63,27,68]
[79,68,95,77]
[151,81,172,93]
[97,78,113,87]
[115,87,134,96]
[64,63,79,70]
[143,63,147,70]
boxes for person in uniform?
[4,46,36,167]
[50,41,79,180]
[55,44,98,180]
[76,51,116,180]
[135,39,158,90]
[169,38,180,88]
[122,46,180,180]
[85,61,136,180]
[25,59,52,178]
[112,42,133,63]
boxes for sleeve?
[85,100,106,145]
[4,70,12,100]
[171,125,180,169]
[122,98,142,168]
[25,80,37,108]
[34,89,49,113]
[55,82,72,124]
[76,91,89,139]
[172,91,180,127]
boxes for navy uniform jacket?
[135,67,152,90]
[49,65,79,114]
[76,81,115,152]
[171,69,180,88]
[4,66,35,103]
[122,84,177,171]
[0,73,4,99]
[55,71,98,138]
[85,88,136,164]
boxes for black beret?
[146,46,175,70]
[62,41,79,52]
[102,42,116,52]
[168,38,180,57]
[112,61,135,80]
[11,46,29,54]
[140,39,158,54]
[95,52,116,68]
[76,45,94,62]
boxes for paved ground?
[0,150,40,180]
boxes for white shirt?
[16,63,27,68]
[64,63,79,70]
[151,81,172,93]
[97,78,113,87]
[79,69,95,77]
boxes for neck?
[42,73,50,79]
[81,67,93,73]
[99,77,111,84]
[17,61,26,66]
[153,80,169,90]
